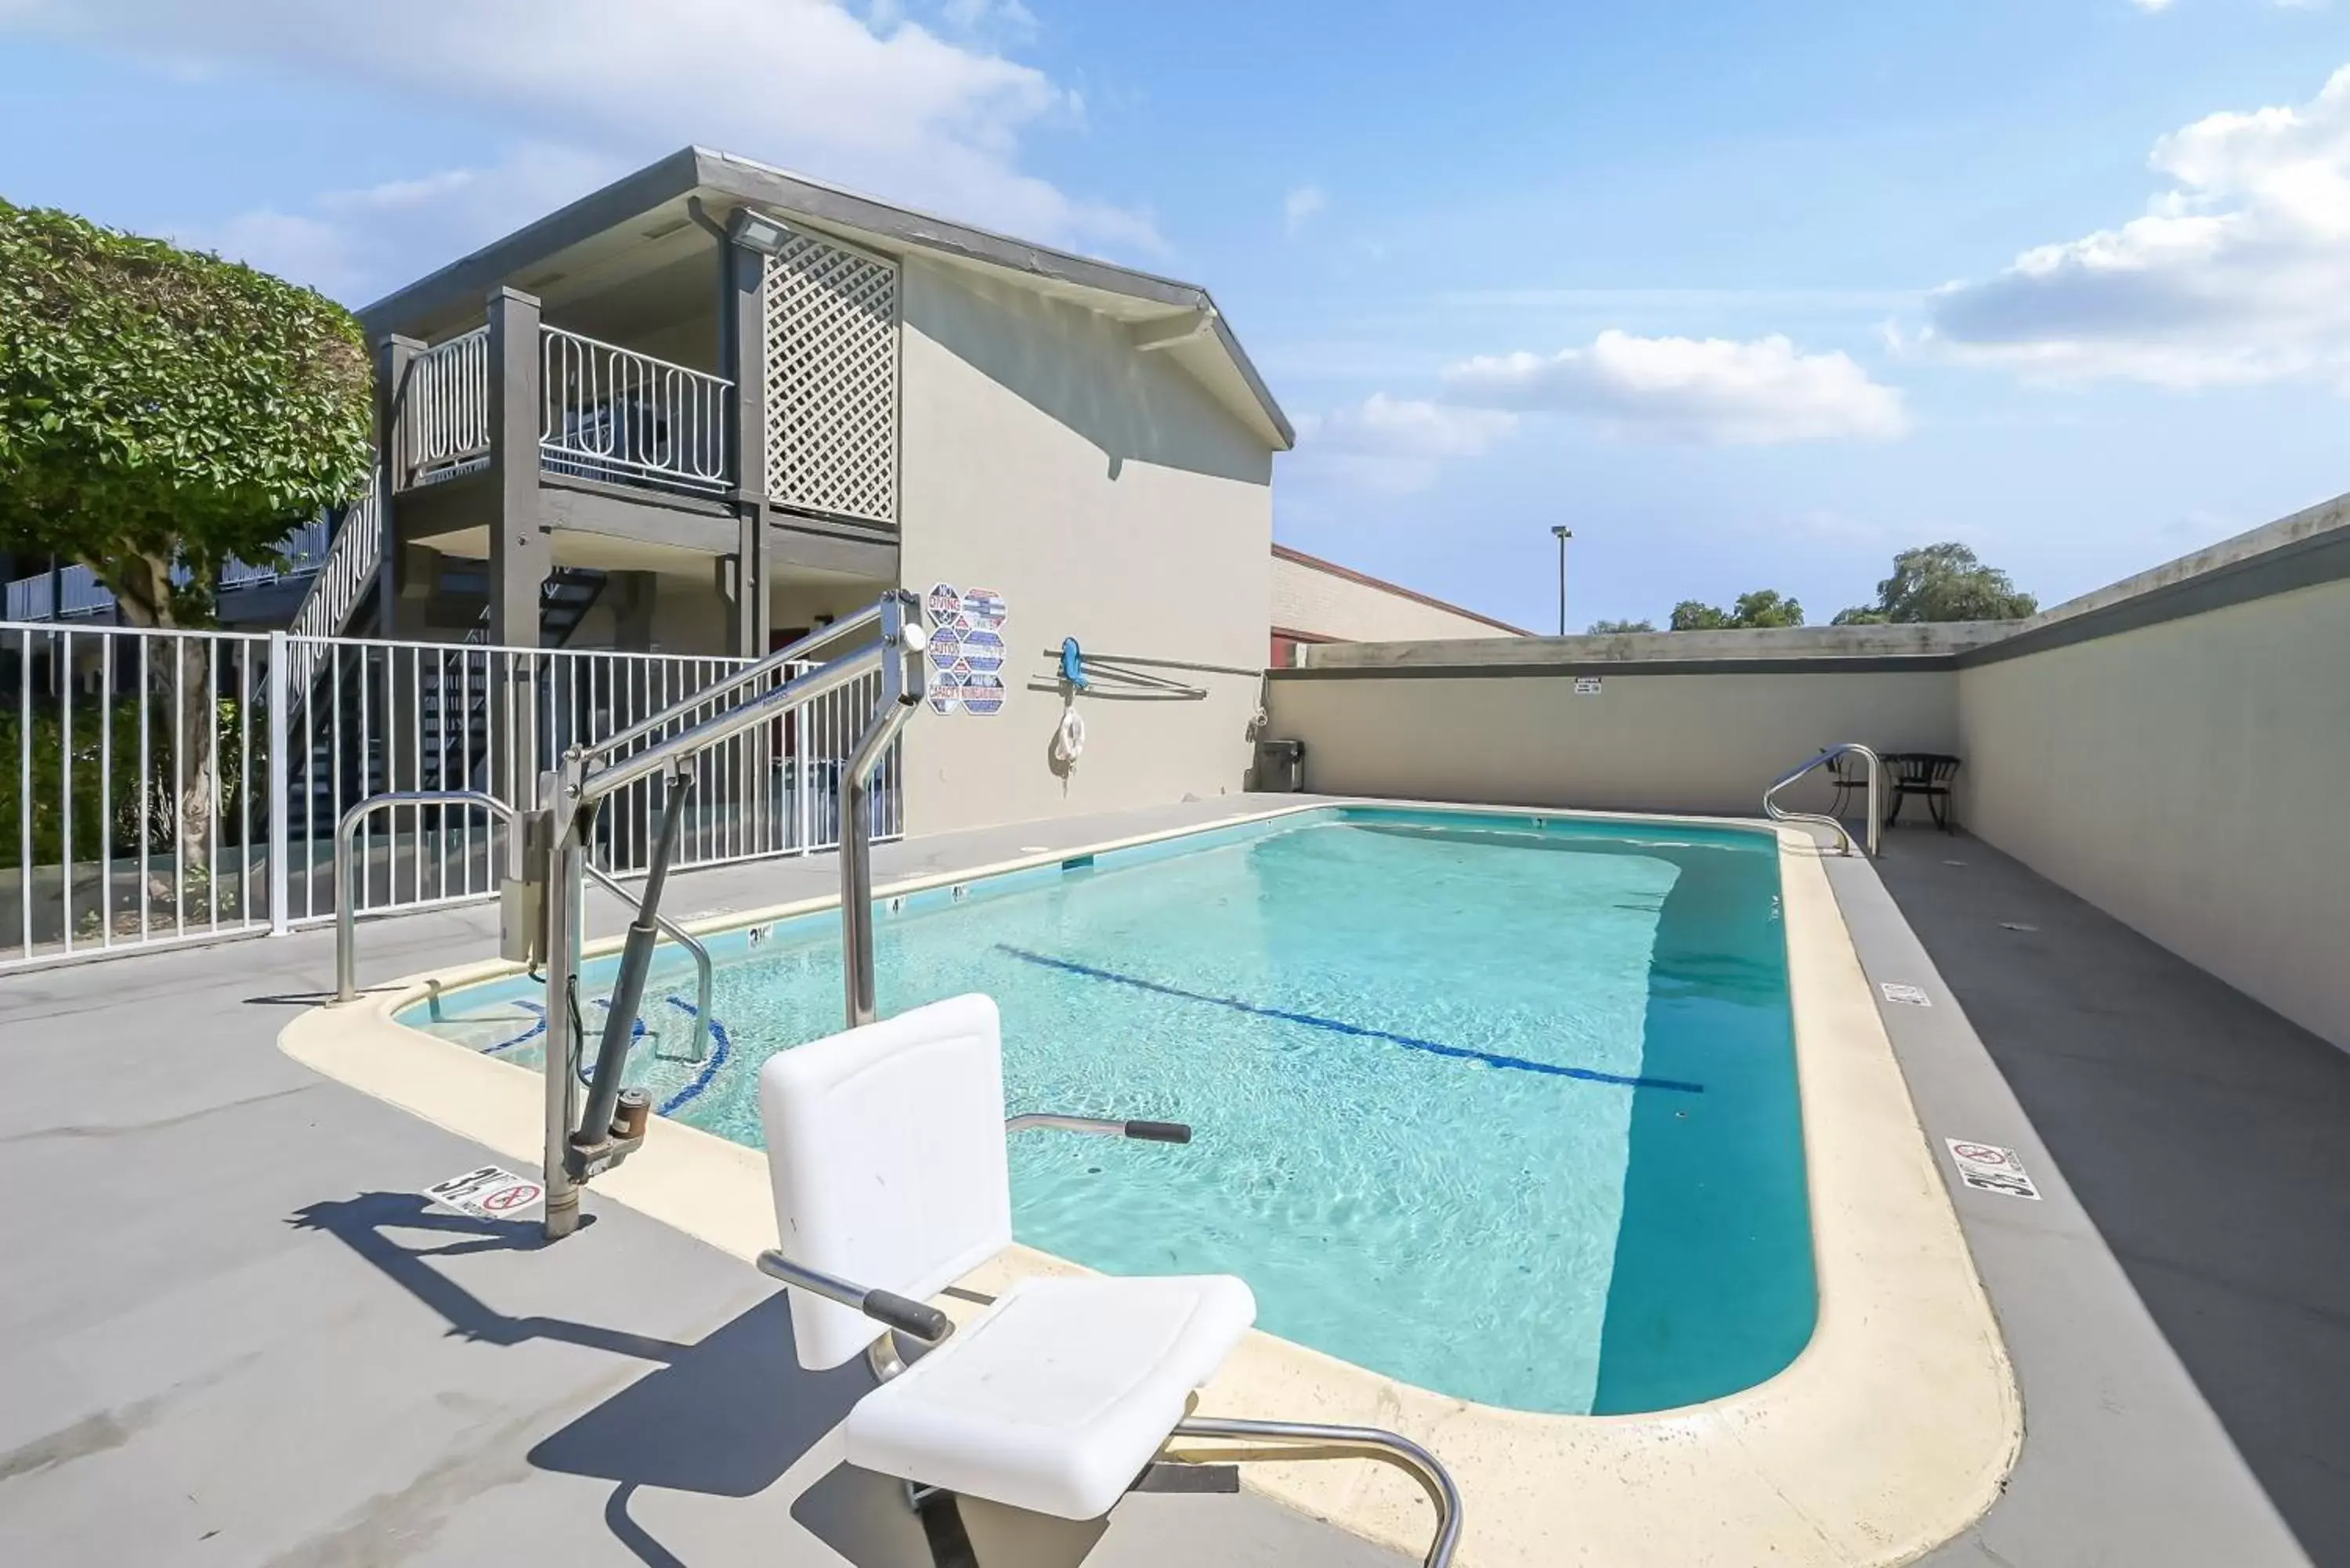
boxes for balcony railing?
[2,515,335,623]
[389,320,733,499]
[540,326,732,495]
[399,326,492,490]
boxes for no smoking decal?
[1944,1139,2042,1201]
[424,1165,546,1219]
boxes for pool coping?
[278,799,2022,1566]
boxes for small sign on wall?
[1573,675,1603,695]
[924,583,1008,716]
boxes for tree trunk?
[106,553,218,915]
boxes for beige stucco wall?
[895,258,1275,836]
[1959,577,2350,1048]
[1266,668,1958,817]
[1271,553,1515,645]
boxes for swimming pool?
[402,805,1814,1415]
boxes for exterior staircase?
[279,486,610,833]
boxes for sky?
[3,1,2348,632]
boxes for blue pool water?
[403,807,1815,1414]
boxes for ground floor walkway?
[1,799,2340,1566]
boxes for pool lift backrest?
[758,992,1015,1369]
[526,589,928,1241]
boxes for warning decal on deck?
[1573,676,1603,695]
[1880,981,1932,1007]
[1945,1140,2041,1201]
[425,1165,545,1219]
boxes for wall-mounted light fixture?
[728,207,791,257]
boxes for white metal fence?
[3,620,902,970]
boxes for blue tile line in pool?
[993,945,1705,1094]
[480,996,733,1118]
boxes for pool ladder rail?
[1763,742,1884,857]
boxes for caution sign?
[923,585,1007,717]
[1944,1139,2041,1201]
[424,1165,546,1219]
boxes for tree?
[1833,542,2037,624]
[0,201,373,881]
[1729,588,1803,627]
[1587,617,1656,634]
[0,200,373,627]
[1669,589,1805,630]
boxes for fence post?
[267,630,291,936]
[796,712,812,854]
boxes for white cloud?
[1283,184,1328,237]
[1926,64,2350,386]
[197,145,624,301]
[0,0,1154,298]
[1442,330,1908,444]
[2131,0,2175,13]
[938,0,1037,42]
[1291,394,1517,492]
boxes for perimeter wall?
[1265,493,2350,1050]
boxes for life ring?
[1053,706,1087,764]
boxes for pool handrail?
[334,790,522,1003]
[1763,742,1883,858]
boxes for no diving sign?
[425,1165,545,1219]
[1945,1139,2042,1201]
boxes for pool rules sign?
[925,582,1007,717]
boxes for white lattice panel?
[764,229,899,526]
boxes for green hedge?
[0,696,258,870]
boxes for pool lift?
[511,589,1463,1566]
[522,589,927,1237]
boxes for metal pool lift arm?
[532,588,927,1240]
[1005,1113,1194,1143]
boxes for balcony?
[3,515,334,624]
[392,320,733,500]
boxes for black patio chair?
[1825,749,1873,818]
[1885,753,1962,833]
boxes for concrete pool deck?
[2,797,2341,1566]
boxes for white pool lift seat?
[756,992,1462,1566]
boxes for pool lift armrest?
[756,1249,954,1346]
[1005,1113,1193,1144]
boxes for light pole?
[1550,526,1572,636]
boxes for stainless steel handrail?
[1762,742,1883,857]
[1167,1416,1462,1567]
[334,791,522,1002]
[580,601,891,765]
[582,862,713,1064]
[577,642,888,804]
